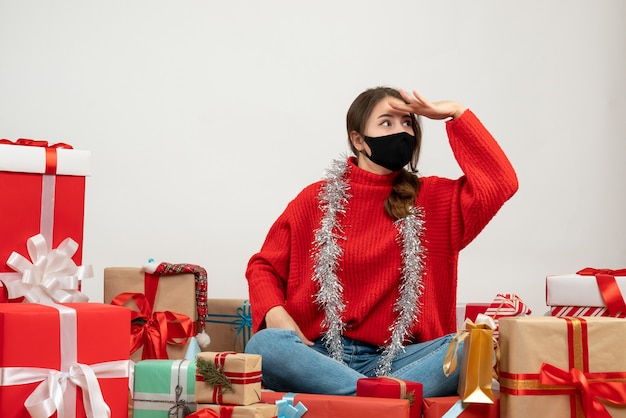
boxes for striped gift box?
[483,294,532,338]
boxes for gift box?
[483,294,531,339]
[261,391,410,418]
[356,377,422,418]
[204,299,253,353]
[464,303,490,323]
[0,302,132,417]
[498,316,626,417]
[546,268,626,317]
[0,139,91,288]
[104,265,199,361]
[194,351,262,406]
[422,392,500,418]
[133,359,197,418]
[195,403,277,418]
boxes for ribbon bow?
[443,313,497,377]
[185,410,219,418]
[168,384,193,417]
[5,234,92,304]
[111,292,194,359]
[276,393,308,418]
[577,267,626,315]
[0,138,73,149]
[539,362,626,418]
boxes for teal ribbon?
[205,300,252,350]
[441,399,467,417]
[276,393,308,418]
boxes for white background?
[1,1,625,316]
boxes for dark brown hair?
[346,87,422,219]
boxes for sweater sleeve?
[246,209,292,333]
[445,109,519,250]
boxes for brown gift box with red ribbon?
[498,316,626,418]
[547,268,626,318]
[194,351,262,406]
[356,377,423,418]
[0,139,91,288]
[104,266,198,362]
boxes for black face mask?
[362,131,416,171]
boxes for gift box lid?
[546,273,626,307]
[0,140,91,176]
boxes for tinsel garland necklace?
[311,157,426,376]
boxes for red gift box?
[260,391,410,418]
[356,377,422,418]
[464,303,490,323]
[0,303,132,417]
[0,139,91,285]
[423,392,500,417]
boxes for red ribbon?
[0,138,73,175]
[577,268,626,315]
[111,292,193,359]
[539,363,626,418]
[186,409,220,418]
[195,352,262,404]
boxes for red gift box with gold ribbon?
[356,377,423,418]
[0,303,132,417]
[499,316,626,417]
[0,139,91,291]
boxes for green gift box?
[133,359,197,418]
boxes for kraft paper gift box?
[547,268,626,318]
[204,299,253,353]
[133,359,197,418]
[261,391,410,418]
[0,139,91,291]
[194,404,278,418]
[356,377,423,418]
[0,303,132,417]
[498,316,626,418]
[194,351,262,406]
[104,266,198,362]
[422,392,500,418]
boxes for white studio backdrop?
[1,1,625,316]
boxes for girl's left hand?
[390,89,467,120]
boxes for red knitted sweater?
[246,110,518,345]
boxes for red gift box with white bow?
[0,139,91,297]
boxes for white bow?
[5,234,92,303]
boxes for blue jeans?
[244,328,461,397]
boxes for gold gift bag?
[444,314,496,404]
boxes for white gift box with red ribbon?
[546,268,626,318]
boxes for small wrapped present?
[444,314,497,404]
[204,299,253,352]
[261,391,410,418]
[499,316,626,417]
[483,293,531,339]
[195,403,278,418]
[194,351,262,406]
[0,303,132,417]
[356,377,423,418]
[133,359,197,417]
[104,262,208,361]
[0,139,91,288]
[422,392,500,418]
[546,268,626,317]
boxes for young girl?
[244,86,518,397]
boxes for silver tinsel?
[312,158,426,372]
[375,207,426,376]
[311,157,351,362]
